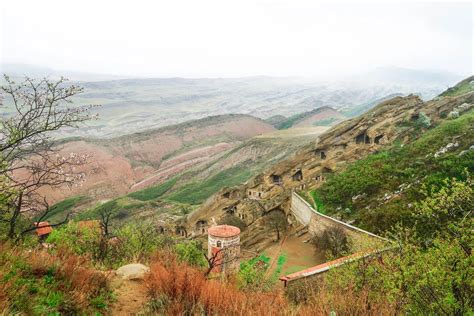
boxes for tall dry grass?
[145,251,399,316]
[145,252,287,315]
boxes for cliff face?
[186,77,474,251]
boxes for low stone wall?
[291,192,387,242]
[290,193,313,225]
[281,192,390,286]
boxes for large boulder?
[116,263,150,280]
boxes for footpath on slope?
[109,264,150,315]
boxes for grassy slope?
[312,109,474,234]
[128,178,178,201]
[166,165,253,205]
[38,196,90,223]
[439,76,474,97]
[270,107,343,129]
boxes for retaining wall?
[291,192,387,242]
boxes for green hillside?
[311,108,474,234]
[439,76,474,97]
[267,106,343,129]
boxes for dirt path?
[109,276,149,315]
[264,234,326,279]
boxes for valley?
[1,64,460,139]
[2,74,472,316]
[1,1,472,314]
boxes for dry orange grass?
[145,253,287,315]
[145,251,398,316]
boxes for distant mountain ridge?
[0,63,129,82]
[362,66,463,85]
[2,63,462,138]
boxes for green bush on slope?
[167,166,253,205]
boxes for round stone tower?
[207,225,241,273]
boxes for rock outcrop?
[116,263,150,280]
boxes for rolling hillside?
[39,114,275,204]
[2,64,461,138]
[44,126,329,224]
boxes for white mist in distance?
[1,0,472,79]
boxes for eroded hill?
[185,76,474,252]
[40,114,275,203]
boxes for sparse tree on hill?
[0,75,98,239]
[265,210,287,241]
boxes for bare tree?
[98,201,118,239]
[203,245,239,277]
[0,75,98,239]
[265,210,287,241]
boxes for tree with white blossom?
[0,75,99,239]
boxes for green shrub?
[416,112,431,128]
[174,241,207,268]
[237,257,268,290]
[110,222,174,267]
[46,222,101,258]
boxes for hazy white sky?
[1,0,472,78]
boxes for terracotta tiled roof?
[35,222,53,236]
[208,225,240,238]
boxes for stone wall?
[291,192,387,245]
[290,193,313,225]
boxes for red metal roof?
[207,225,240,238]
[35,222,53,236]
[279,253,361,282]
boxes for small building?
[315,175,326,183]
[175,225,188,237]
[247,185,264,200]
[271,174,283,185]
[207,225,241,273]
[292,169,303,181]
[34,222,53,241]
[314,149,327,160]
[355,132,371,144]
[195,219,208,235]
